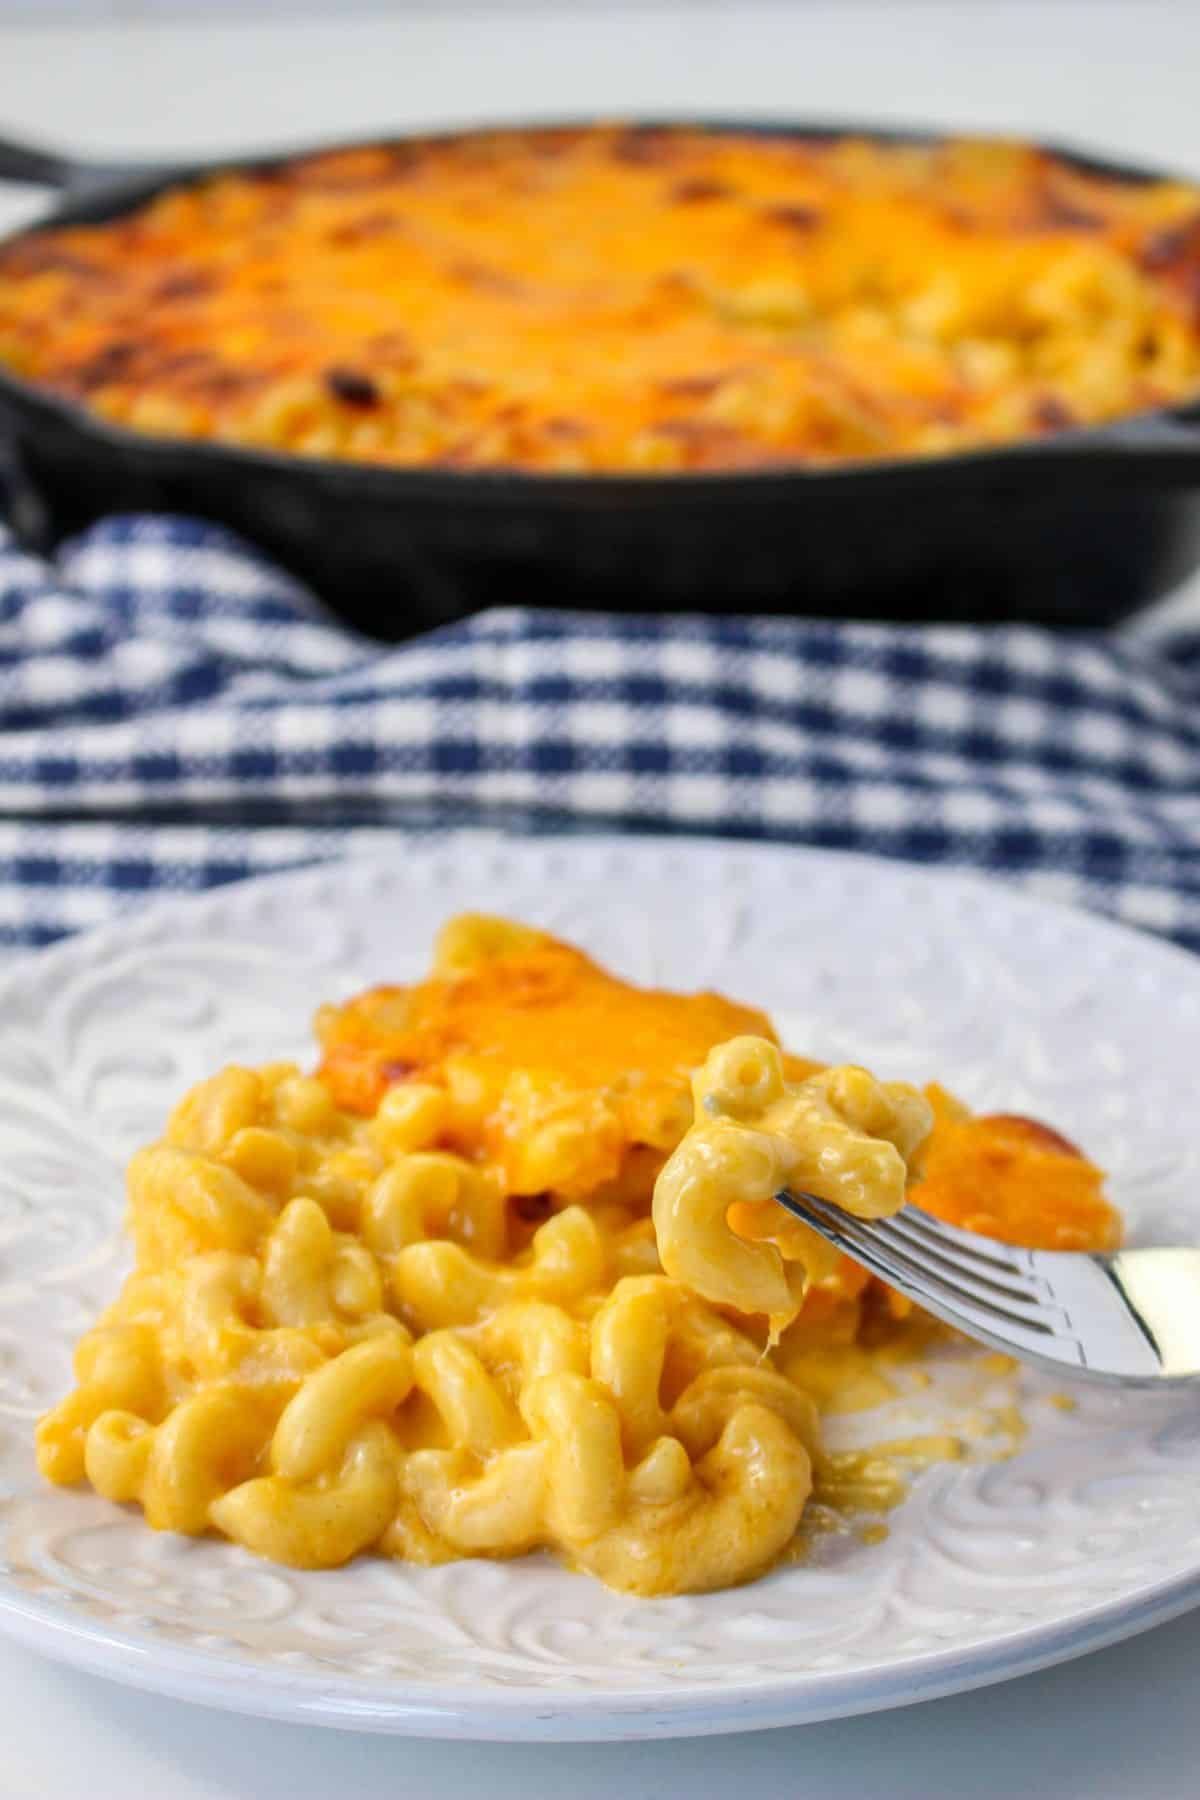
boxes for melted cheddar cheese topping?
[316,914,819,1202]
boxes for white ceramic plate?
[0,833,1199,1741]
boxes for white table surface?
[1,1610,1199,1800]
[2,5,1200,1792]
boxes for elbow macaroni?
[653,1038,933,1328]
[36,916,1117,1595]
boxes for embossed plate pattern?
[0,834,1199,1740]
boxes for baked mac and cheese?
[4,127,1200,472]
[38,915,1120,1595]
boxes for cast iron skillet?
[2,120,1200,637]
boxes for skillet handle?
[0,132,161,194]
[0,136,75,188]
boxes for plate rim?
[1,828,1198,1740]
[0,1549,1198,1740]
[3,827,1199,990]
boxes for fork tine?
[781,1201,1079,1367]
[893,1206,1034,1277]
[882,1212,1045,1303]
[868,1214,1067,1326]
[776,1189,1067,1339]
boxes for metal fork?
[775,1189,1200,1384]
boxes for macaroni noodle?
[654,1038,932,1327]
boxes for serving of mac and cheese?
[37,915,1120,1596]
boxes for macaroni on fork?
[37,915,1120,1595]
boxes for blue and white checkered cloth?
[2,510,1200,952]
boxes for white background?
[2,3,1200,1792]
[2,1,1200,207]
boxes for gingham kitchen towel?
[2,510,1200,951]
